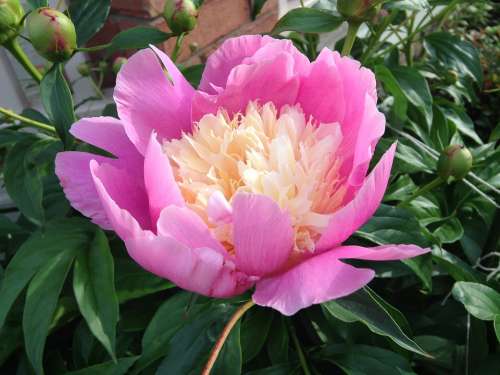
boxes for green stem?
[288,321,312,375]
[0,107,56,134]
[300,0,305,7]
[361,10,398,63]
[341,22,360,56]
[398,177,444,207]
[405,13,416,66]
[171,32,185,63]
[75,43,111,53]
[4,38,42,83]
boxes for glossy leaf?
[241,308,273,363]
[212,321,242,375]
[106,27,172,56]
[375,65,408,120]
[495,315,500,342]
[66,357,138,375]
[73,230,119,360]
[452,282,500,321]
[69,0,111,46]
[266,315,289,365]
[272,8,342,34]
[433,218,464,244]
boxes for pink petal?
[207,191,232,224]
[55,152,113,229]
[156,205,226,255]
[199,35,308,95]
[114,47,194,154]
[252,250,375,316]
[332,244,431,261]
[233,193,294,277]
[316,143,397,252]
[90,160,151,240]
[125,234,252,297]
[144,132,184,225]
[192,52,302,121]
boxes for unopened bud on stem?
[164,0,198,35]
[437,145,473,180]
[0,0,24,45]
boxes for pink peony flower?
[56,35,429,316]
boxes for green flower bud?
[26,7,76,62]
[77,61,90,76]
[0,0,24,45]
[337,0,378,23]
[163,0,198,35]
[112,56,127,74]
[443,69,459,85]
[437,145,473,180]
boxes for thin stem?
[75,43,112,52]
[361,9,398,62]
[289,320,312,375]
[4,39,42,83]
[300,0,305,7]
[171,32,186,63]
[201,300,254,375]
[0,107,56,134]
[398,177,444,207]
[341,22,360,56]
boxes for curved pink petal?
[193,52,302,121]
[199,35,308,95]
[144,132,184,225]
[114,47,194,154]
[156,205,226,255]
[90,160,152,240]
[125,234,252,297]
[253,250,375,316]
[316,143,397,252]
[55,152,113,229]
[332,244,430,261]
[207,191,232,224]
[233,193,294,277]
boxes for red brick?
[111,0,165,18]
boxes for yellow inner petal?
[163,102,346,252]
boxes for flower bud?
[437,145,473,180]
[0,0,24,45]
[163,0,198,35]
[337,0,378,23]
[112,56,127,74]
[26,7,76,62]
[77,62,90,76]
[443,69,459,85]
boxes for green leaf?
[26,0,48,9]
[73,229,119,360]
[0,324,22,366]
[106,27,171,56]
[0,214,23,236]
[452,282,500,321]
[430,105,455,150]
[432,248,480,282]
[266,315,289,365]
[424,32,482,84]
[387,0,430,11]
[181,64,204,89]
[213,321,242,375]
[390,66,433,127]
[41,64,76,148]
[0,218,92,331]
[272,8,342,34]
[440,104,483,145]
[69,0,111,46]
[245,364,296,375]
[375,65,408,121]
[23,250,77,375]
[65,357,138,375]
[251,0,268,19]
[433,217,464,244]
[495,315,500,342]
[241,308,273,363]
[322,288,429,356]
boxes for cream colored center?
[163,102,346,252]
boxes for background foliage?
[0,0,499,374]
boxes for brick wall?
[89,0,279,68]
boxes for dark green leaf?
[424,32,482,84]
[106,27,171,56]
[433,217,464,244]
[390,66,433,127]
[0,219,92,331]
[452,282,500,321]
[213,321,242,375]
[41,64,76,148]
[322,288,429,356]
[26,0,48,9]
[65,357,138,375]
[181,64,204,89]
[245,364,296,375]
[73,229,119,360]
[432,248,480,282]
[272,8,342,34]
[241,308,273,363]
[266,315,289,365]
[375,65,408,121]
[23,250,77,375]
[69,0,111,46]
[0,324,22,366]
[495,315,500,342]
[0,214,23,236]
[440,104,483,144]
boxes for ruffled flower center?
[163,102,346,252]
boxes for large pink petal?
[316,143,397,252]
[114,47,194,154]
[233,193,294,277]
[125,234,252,297]
[144,132,184,225]
[90,160,152,240]
[252,250,375,316]
[332,244,430,261]
[156,205,226,255]
[199,35,308,95]
[192,52,302,121]
[55,152,113,229]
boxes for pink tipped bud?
[112,56,127,74]
[0,0,24,45]
[163,0,198,35]
[26,7,76,62]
